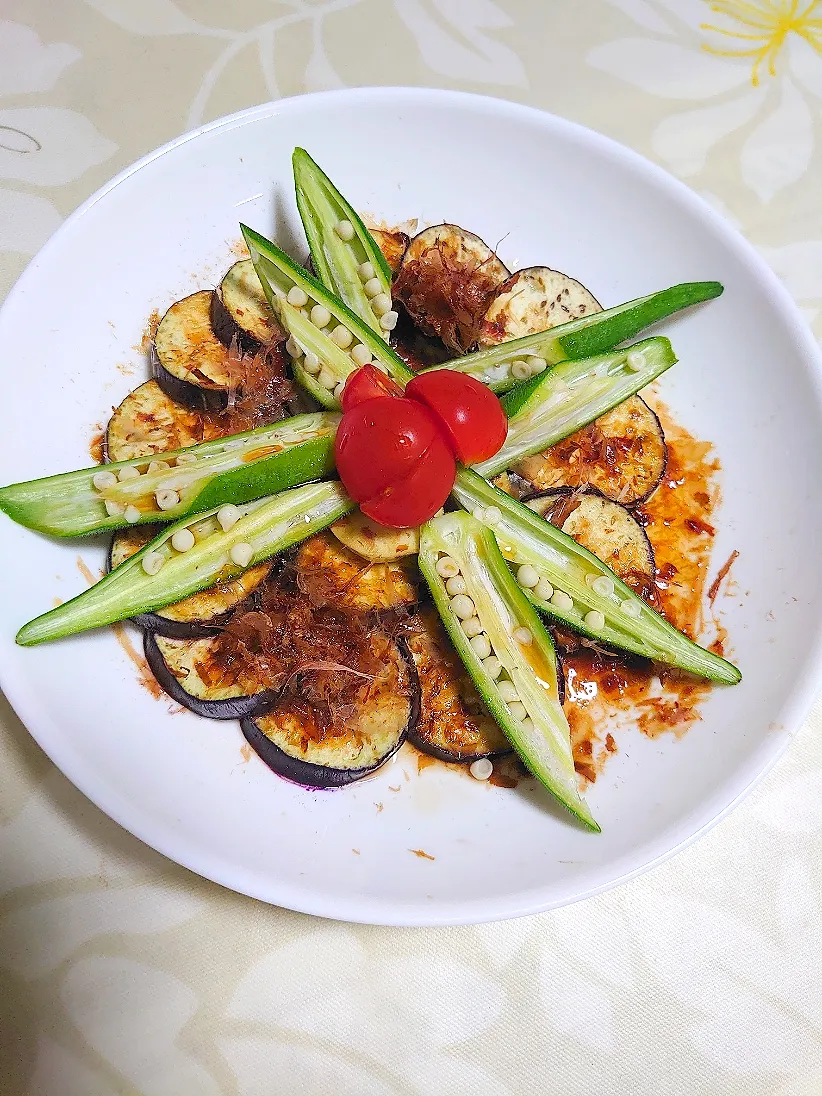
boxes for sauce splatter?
[410,848,435,860]
[709,549,740,605]
[111,622,163,700]
[240,743,253,763]
[89,427,105,464]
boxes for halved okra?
[418,282,723,393]
[0,412,339,537]
[242,225,412,410]
[292,148,394,336]
[476,336,677,479]
[16,481,355,645]
[419,513,598,831]
[452,468,741,684]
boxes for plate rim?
[2,86,821,926]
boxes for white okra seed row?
[230,542,253,568]
[171,528,195,553]
[483,656,502,680]
[445,575,467,597]
[451,593,476,620]
[317,367,336,390]
[363,277,382,298]
[142,551,164,576]
[351,343,371,367]
[535,577,554,602]
[93,469,117,491]
[380,310,399,332]
[508,701,527,722]
[469,633,491,660]
[435,555,459,579]
[584,610,606,631]
[498,680,519,703]
[517,564,539,589]
[155,489,180,511]
[462,616,483,638]
[310,304,331,329]
[334,219,355,241]
[358,261,375,281]
[118,465,141,482]
[286,286,309,308]
[331,324,353,349]
[124,505,140,524]
[217,504,240,532]
[303,351,321,375]
[105,499,124,517]
[371,293,392,318]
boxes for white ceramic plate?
[1,89,821,926]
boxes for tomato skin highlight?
[341,364,404,412]
[361,435,456,528]
[333,396,442,504]
[405,370,508,465]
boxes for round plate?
[1,89,821,926]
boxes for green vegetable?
[419,513,598,831]
[292,148,393,335]
[477,336,676,479]
[420,282,722,393]
[452,468,741,684]
[17,481,354,645]
[0,413,339,537]
[242,225,412,409]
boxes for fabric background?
[1,2,821,1093]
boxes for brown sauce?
[89,428,105,464]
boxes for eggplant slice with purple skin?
[105,379,210,463]
[153,290,239,411]
[241,637,419,787]
[477,266,602,348]
[295,531,418,613]
[513,394,667,506]
[109,526,272,638]
[211,260,280,352]
[145,632,280,719]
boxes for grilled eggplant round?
[145,633,280,718]
[406,612,511,763]
[153,290,237,411]
[370,228,409,276]
[478,266,601,347]
[527,489,655,593]
[109,526,272,637]
[241,637,419,787]
[330,510,420,562]
[513,395,667,505]
[212,259,279,350]
[105,380,209,462]
[295,532,418,612]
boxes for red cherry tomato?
[334,396,442,504]
[405,370,508,465]
[361,434,456,528]
[340,364,404,412]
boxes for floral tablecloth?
[1,2,821,1093]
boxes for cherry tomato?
[340,364,404,412]
[334,396,442,504]
[361,434,456,528]
[405,370,508,465]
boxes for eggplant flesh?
[145,633,280,719]
[105,380,210,463]
[241,637,419,787]
[295,532,418,612]
[370,228,409,276]
[478,266,601,347]
[213,260,280,350]
[153,290,237,411]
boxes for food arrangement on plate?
[0,149,740,832]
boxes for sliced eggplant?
[371,229,409,276]
[153,290,238,411]
[109,525,272,637]
[212,260,279,350]
[513,395,667,506]
[526,490,655,594]
[330,510,420,562]
[295,531,417,612]
[406,611,511,762]
[145,633,279,719]
[241,636,418,787]
[393,224,510,353]
[105,380,209,463]
[478,267,601,347]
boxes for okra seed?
[470,633,492,660]
[117,466,141,482]
[483,506,502,526]
[351,343,372,367]
[626,351,646,372]
[334,219,355,241]
[498,680,519,703]
[584,609,606,631]
[358,261,375,280]
[513,626,532,645]
[511,359,531,381]
[371,293,392,317]
[379,310,399,332]
[217,504,240,532]
[363,277,382,298]
[621,598,643,619]
[526,356,548,375]
[483,656,502,680]
[286,286,309,308]
[592,575,614,598]
[517,564,539,589]
[104,499,124,517]
[147,460,170,473]
[124,505,141,524]
[303,351,321,375]
[469,758,493,781]
[462,616,484,638]
[330,324,354,349]
[550,589,574,613]
[155,489,180,511]
[333,382,346,401]
[317,366,337,390]
[508,701,528,721]
[171,528,195,552]
[175,454,197,465]
[142,551,164,576]
[435,555,460,579]
[535,577,554,601]
[310,305,331,329]
[472,508,485,522]
[451,593,476,620]
[285,336,302,358]
[445,575,467,597]
[230,542,254,568]
[92,470,117,490]
[520,718,535,734]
